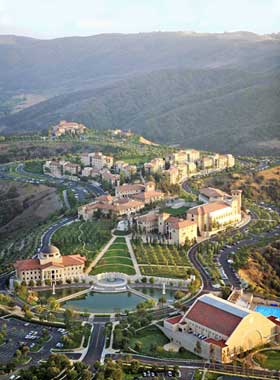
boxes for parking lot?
[0,318,75,367]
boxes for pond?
[135,287,179,303]
[62,291,144,313]
[38,287,88,302]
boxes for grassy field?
[129,325,199,360]
[255,350,280,370]
[132,241,191,279]
[91,237,136,275]
[161,206,188,217]
[52,219,113,262]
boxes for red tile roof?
[14,255,86,271]
[200,187,229,199]
[205,338,228,348]
[166,216,196,229]
[186,300,242,336]
[188,201,230,215]
[14,259,41,271]
[166,315,182,325]
[267,316,280,326]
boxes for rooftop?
[200,187,230,199]
[185,294,250,337]
[188,201,231,215]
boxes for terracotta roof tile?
[186,300,242,336]
[166,315,182,324]
[205,338,228,348]
[188,201,231,215]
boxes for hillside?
[0,32,279,154]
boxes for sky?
[0,0,279,39]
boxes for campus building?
[163,294,280,363]
[144,158,165,174]
[115,181,155,197]
[51,121,87,137]
[166,149,200,166]
[198,187,231,203]
[100,169,120,187]
[81,152,113,169]
[43,160,80,178]
[114,161,137,178]
[187,190,242,237]
[78,195,145,220]
[158,213,197,245]
[14,245,86,286]
[136,211,197,245]
[164,166,179,185]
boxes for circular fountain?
[93,272,128,292]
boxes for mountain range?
[0,31,279,154]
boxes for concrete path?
[85,236,116,274]
[125,236,141,277]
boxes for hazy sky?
[0,0,279,38]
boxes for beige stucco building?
[78,195,145,220]
[51,121,87,137]
[14,245,86,286]
[136,211,197,245]
[163,294,280,363]
[187,190,242,237]
[81,152,113,169]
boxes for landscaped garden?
[132,241,192,279]
[254,349,280,370]
[161,206,189,217]
[51,219,114,263]
[128,325,200,360]
[91,237,136,275]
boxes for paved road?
[38,216,76,254]
[83,316,109,369]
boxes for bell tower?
[231,190,242,215]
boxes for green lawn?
[104,250,131,258]
[161,206,188,217]
[129,325,199,360]
[114,237,126,242]
[91,237,136,275]
[91,264,136,275]
[99,257,133,266]
[255,350,280,370]
[109,243,128,249]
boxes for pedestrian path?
[125,236,141,277]
[85,236,116,274]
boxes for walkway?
[85,236,116,274]
[125,236,141,277]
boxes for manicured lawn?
[109,243,128,249]
[104,250,131,258]
[91,236,136,275]
[91,264,136,275]
[99,257,133,266]
[161,206,188,217]
[129,325,199,360]
[114,237,127,243]
[255,350,280,370]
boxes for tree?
[134,341,142,352]
[130,360,140,374]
